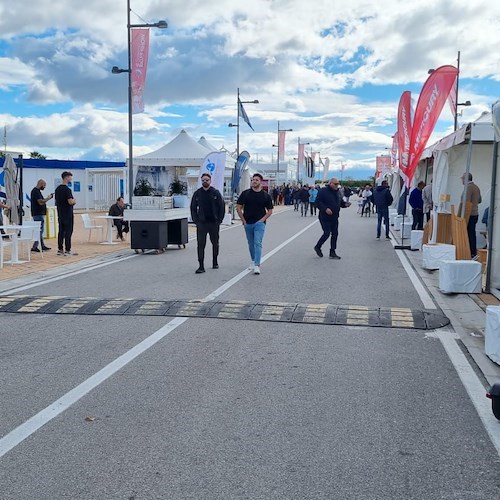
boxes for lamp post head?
[458,100,472,107]
[228,123,238,128]
[112,66,129,74]
[155,20,168,29]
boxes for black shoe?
[314,245,323,258]
[31,247,41,252]
[195,267,205,274]
[212,263,219,269]
[329,252,341,259]
[42,246,51,250]
[386,236,391,240]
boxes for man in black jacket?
[373,180,394,240]
[108,196,129,241]
[314,177,351,259]
[190,173,225,273]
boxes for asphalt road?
[1,206,500,499]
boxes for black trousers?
[114,219,130,238]
[196,222,220,266]
[412,209,424,230]
[468,215,479,257]
[58,217,74,252]
[315,216,339,253]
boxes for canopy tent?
[132,129,217,196]
[198,136,219,151]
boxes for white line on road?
[392,241,437,310]
[0,217,315,459]
[437,327,500,456]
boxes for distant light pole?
[428,50,471,131]
[276,121,292,186]
[228,88,258,214]
[112,0,167,207]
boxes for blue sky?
[0,0,499,179]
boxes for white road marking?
[391,240,437,310]
[0,216,315,459]
[437,327,500,456]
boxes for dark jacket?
[409,187,423,210]
[299,187,310,202]
[373,185,394,210]
[316,185,347,219]
[190,186,225,224]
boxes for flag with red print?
[131,28,150,114]
[397,91,412,181]
[406,65,459,185]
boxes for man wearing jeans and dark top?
[190,173,225,274]
[236,173,273,275]
[30,179,53,252]
[55,171,77,256]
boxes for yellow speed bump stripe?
[0,296,450,330]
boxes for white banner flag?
[198,151,226,193]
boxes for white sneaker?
[253,265,261,275]
[248,261,255,270]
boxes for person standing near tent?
[461,172,482,259]
[55,171,78,256]
[409,181,425,230]
[190,172,225,274]
[236,173,273,275]
[422,181,433,222]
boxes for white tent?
[132,129,215,196]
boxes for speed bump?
[0,295,450,330]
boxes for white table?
[3,225,25,264]
[96,216,122,245]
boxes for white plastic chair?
[0,233,12,268]
[80,213,103,242]
[16,225,37,262]
[23,220,43,257]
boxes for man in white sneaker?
[236,173,273,274]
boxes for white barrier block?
[411,230,424,250]
[222,214,232,226]
[394,215,403,230]
[422,244,456,270]
[401,221,412,239]
[485,306,500,365]
[439,260,482,293]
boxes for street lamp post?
[428,51,471,131]
[228,88,258,215]
[277,121,292,186]
[112,0,167,207]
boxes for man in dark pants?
[314,177,351,259]
[190,173,225,274]
[373,180,394,240]
[55,171,77,256]
[108,196,129,241]
[30,179,53,251]
[461,172,482,259]
[409,181,425,230]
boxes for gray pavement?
[1,206,500,499]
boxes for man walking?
[236,173,273,275]
[30,179,53,252]
[190,172,225,274]
[461,172,482,259]
[314,177,351,259]
[54,171,77,256]
[373,180,394,240]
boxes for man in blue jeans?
[236,173,274,275]
[30,179,54,252]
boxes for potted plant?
[169,178,189,208]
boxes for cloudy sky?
[0,0,499,178]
